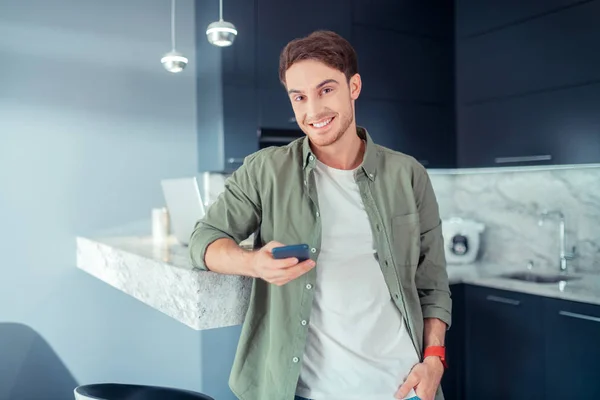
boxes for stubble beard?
[308,101,354,147]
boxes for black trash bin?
[74,383,215,400]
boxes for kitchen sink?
[500,271,581,283]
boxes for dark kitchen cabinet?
[355,98,456,168]
[544,298,600,399]
[441,284,465,400]
[445,285,600,399]
[456,0,600,168]
[352,25,452,104]
[458,77,600,168]
[257,88,298,132]
[457,0,600,104]
[352,0,452,38]
[222,85,259,170]
[465,286,544,400]
[456,0,586,38]
[350,2,455,168]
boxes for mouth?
[309,116,335,129]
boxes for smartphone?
[271,244,311,262]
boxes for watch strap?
[423,345,448,369]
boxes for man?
[190,30,451,400]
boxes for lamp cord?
[171,0,176,51]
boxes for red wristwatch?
[423,346,448,369]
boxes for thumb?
[395,371,419,399]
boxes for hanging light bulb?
[161,0,188,73]
[206,0,237,47]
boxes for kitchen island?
[76,234,600,330]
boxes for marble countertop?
[76,235,600,331]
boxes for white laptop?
[160,177,206,246]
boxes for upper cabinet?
[456,0,585,38]
[352,0,452,38]
[456,0,600,168]
[352,0,456,168]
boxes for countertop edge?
[76,236,600,331]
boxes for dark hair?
[279,30,358,86]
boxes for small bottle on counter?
[152,207,170,243]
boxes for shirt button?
[306,284,313,290]
[316,211,320,217]
[369,173,374,178]
[301,320,308,326]
[309,156,314,161]
[292,357,299,363]
[303,180,307,186]
[310,248,317,253]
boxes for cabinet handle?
[227,158,244,164]
[259,136,298,144]
[486,295,521,306]
[559,310,600,323]
[494,155,552,164]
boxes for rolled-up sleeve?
[189,154,262,271]
[413,165,452,328]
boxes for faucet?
[538,210,576,272]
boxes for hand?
[395,357,444,400]
[250,241,316,286]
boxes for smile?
[310,117,334,129]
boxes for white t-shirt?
[295,160,419,400]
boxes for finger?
[263,241,286,251]
[395,372,420,399]
[269,257,300,269]
[267,260,316,285]
[280,258,316,270]
[262,259,300,281]
[287,260,317,278]
[414,384,428,400]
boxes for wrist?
[423,345,448,369]
[424,355,443,367]
[243,250,259,278]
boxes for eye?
[321,87,333,95]
[294,95,304,102]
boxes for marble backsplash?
[431,167,600,273]
[200,167,600,273]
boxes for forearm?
[204,238,257,277]
[423,318,446,348]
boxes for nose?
[306,97,323,122]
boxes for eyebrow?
[287,78,340,94]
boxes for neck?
[310,123,365,170]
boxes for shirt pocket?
[391,213,420,268]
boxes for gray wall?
[0,1,239,399]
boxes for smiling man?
[189,31,451,400]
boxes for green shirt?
[190,127,451,400]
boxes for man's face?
[285,60,361,147]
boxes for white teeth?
[313,118,333,128]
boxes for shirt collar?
[302,125,378,181]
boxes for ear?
[349,73,362,100]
